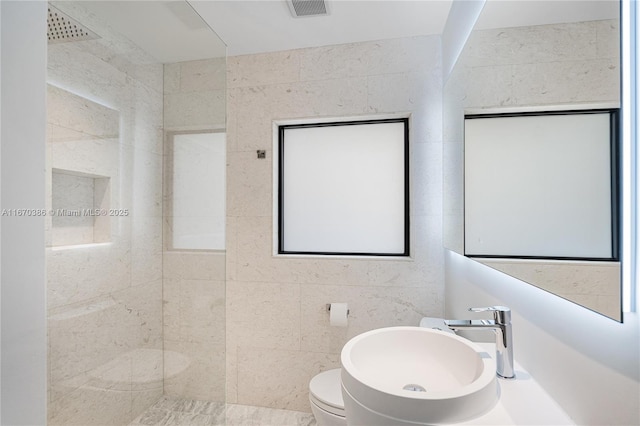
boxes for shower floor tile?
[129,397,316,426]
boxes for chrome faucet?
[444,306,515,379]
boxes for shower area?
[45,2,227,424]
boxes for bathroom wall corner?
[441,0,485,84]
[0,1,48,424]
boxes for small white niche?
[52,169,111,247]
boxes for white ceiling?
[189,0,618,57]
[71,1,227,62]
[189,0,454,56]
[75,0,620,62]
[475,0,619,30]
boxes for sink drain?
[403,384,426,392]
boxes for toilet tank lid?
[310,368,344,409]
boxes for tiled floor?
[129,397,317,426]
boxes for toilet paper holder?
[326,303,350,316]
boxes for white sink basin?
[340,326,498,425]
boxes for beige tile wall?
[461,20,619,107]
[225,36,444,412]
[481,260,621,316]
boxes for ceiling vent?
[287,0,329,18]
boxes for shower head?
[48,4,100,44]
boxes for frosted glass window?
[464,110,618,259]
[278,119,409,256]
[171,132,226,250]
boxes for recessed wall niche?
[47,84,119,248]
[52,169,111,247]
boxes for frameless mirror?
[443,0,621,321]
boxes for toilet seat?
[309,368,345,417]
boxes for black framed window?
[278,118,410,256]
[464,109,619,261]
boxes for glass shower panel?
[45,2,226,424]
[162,43,227,404]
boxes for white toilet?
[309,368,346,426]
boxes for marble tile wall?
[46,3,164,424]
[443,19,620,318]
[48,86,115,248]
[481,260,621,317]
[162,57,227,403]
[461,20,619,108]
[225,36,444,412]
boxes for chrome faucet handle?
[469,306,511,324]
